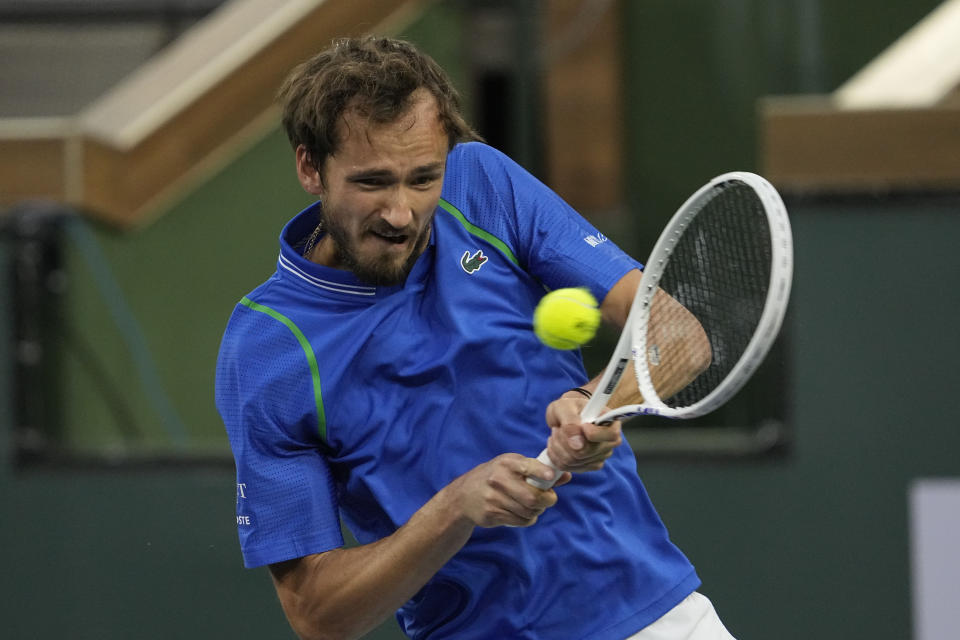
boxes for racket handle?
[526,448,563,490]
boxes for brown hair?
[278,36,480,169]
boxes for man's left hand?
[544,391,623,473]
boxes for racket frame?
[582,171,793,424]
[528,172,793,489]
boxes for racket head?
[630,171,793,419]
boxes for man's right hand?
[443,453,570,528]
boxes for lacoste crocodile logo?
[460,249,488,274]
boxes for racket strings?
[650,182,772,409]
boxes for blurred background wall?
[1,1,957,638]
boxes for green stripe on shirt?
[240,296,327,441]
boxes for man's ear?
[295,145,324,195]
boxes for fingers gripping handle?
[525,396,617,490]
[526,449,562,490]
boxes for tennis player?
[215,36,734,640]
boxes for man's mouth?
[371,229,410,245]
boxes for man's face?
[297,90,448,286]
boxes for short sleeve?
[443,142,642,302]
[216,301,344,568]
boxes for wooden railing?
[760,0,960,193]
[0,0,427,227]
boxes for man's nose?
[381,188,414,228]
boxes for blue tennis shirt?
[215,142,699,639]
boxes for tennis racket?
[528,171,793,489]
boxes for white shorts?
[625,592,736,640]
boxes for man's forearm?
[271,485,475,640]
[270,453,559,640]
[594,270,711,408]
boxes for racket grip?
[525,448,563,490]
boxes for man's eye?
[412,175,438,187]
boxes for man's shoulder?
[446,141,512,176]
[441,142,519,211]
[221,278,308,350]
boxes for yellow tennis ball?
[533,287,601,350]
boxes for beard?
[323,212,432,287]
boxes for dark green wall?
[2,1,957,638]
[0,467,293,638]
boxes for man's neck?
[306,235,338,268]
